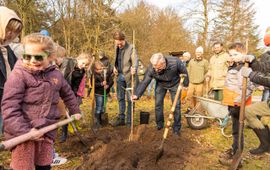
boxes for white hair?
[183,52,191,58]
[150,53,165,65]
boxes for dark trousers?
[155,83,181,132]
[229,106,244,154]
[117,74,132,124]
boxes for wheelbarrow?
[185,96,232,138]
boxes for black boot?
[101,112,108,126]
[112,117,125,127]
[250,125,270,155]
[95,114,102,128]
[60,125,68,143]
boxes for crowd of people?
[0,5,270,170]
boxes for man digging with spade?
[132,53,189,136]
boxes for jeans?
[261,89,270,101]
[229,106,244,154]
[95,94,105,114]
[147,79,156,96]
[155,83,181,132]
[117,73,132,124]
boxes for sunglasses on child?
[22,52,49,62]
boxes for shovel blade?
[229,150,242,170]
[155,147,164,163]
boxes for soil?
[2,96,269,169]
[57,125,197,170]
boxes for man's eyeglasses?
[153,63,166,72]
[154,67,163,72]
[22,52,49,62]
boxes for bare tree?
[118,2,194,65]
[181,0,220,56]
[6,0,49,37]
[211,0,259,53]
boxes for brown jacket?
[207,51,229,89]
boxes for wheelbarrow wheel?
[186,112,208,130]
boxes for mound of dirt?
[78,125,197,170]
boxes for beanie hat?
[195,46,204,53]
[40,29,50,37]
[264,27,270,46]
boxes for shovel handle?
[0,116,78,151]
[163,74,186,140]
[171,74,186,112]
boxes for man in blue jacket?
[132,53,189,136]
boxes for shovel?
[65,111,88,148]
[101,67,109,126]
[156,74,186,162]
[0,115,79,152]
[103,67,108,112]
[229,62,249,170]
[129,30,136,141]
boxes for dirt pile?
[78,125,196,170]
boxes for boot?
[101,112,108,126]
[219,148,242,168]
[250,125,270,155]
[112,117,125,127]
[60,125,68,143]
[219,148,233,166]
[95,114,102,128]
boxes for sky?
[117,0,270,40]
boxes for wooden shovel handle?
[171,74,186,112]
[0,116,78,151]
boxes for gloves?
[241,67,252,77]
[244,55,255,63]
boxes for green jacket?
[187,58,209,84]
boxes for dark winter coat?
[0,46,17,106]
[94,56,114,95]
[249,51,270,87]
[58,58,85,95]
[1,60,80,140]
[249,52,270,107]
[135,56,189,98]
[59,57,76,85]
[71,67,85,95]
[94,69,114,95]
